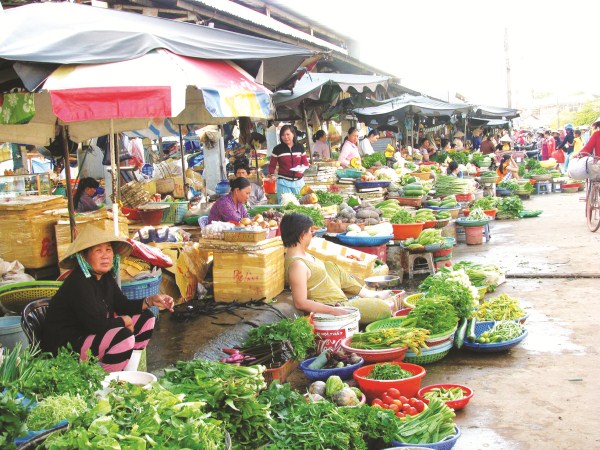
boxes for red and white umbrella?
[42,48,273,123]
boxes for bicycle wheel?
[586,182,600,232]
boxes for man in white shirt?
[359,129,379,156]
[235,164,268,206]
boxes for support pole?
[302,102,313,164]
[109,120,119,237]
[178,124,188,199]
[61,126,77,242]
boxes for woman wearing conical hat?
[41,225,174,372]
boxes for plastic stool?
[552,182,562,192]
[534,181,551,195]
[407,252,435,279]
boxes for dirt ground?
[148,190,600,450]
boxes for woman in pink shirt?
[337,127,361,168]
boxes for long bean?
[476,321,523,343]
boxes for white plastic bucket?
[311,307,360,353]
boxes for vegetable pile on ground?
[393,397,456,445]
[452,261,505,291]
[434,175,473,195]
[471,196,498,210]
[307,376,363,406]
[421,269,479,320]
[474,294,526,321]
[348,327,429,354]
[496,195,524,218]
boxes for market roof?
[274,73,390,107]
[0,2,314,91]
[353,94,472,124]
[470,105,520,120]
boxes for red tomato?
[387,388,401,399]
[371,398,383,407]
[408,407,418,416]
[382,394,394,405]
[402,403,411,412]
[388,403,399,413]
[381,404,390,409]
[371,403,382,409]
[408,398,417,406]
[392,399,404,407]
[414,400,425,412]
[395,411,405,418]
[398,395,409,404]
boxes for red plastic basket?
[353,361,426,401]
[418,383,474,411]
[455,193,473,202]
[392,223,424,240]
[263,359,299,386]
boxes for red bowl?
[393,308,412,317]
[340,337,407,364]
[392,222,424,240]
[353,362,426,401]
[417,383,474,410]
[121,206,141,220]
[418,220,437,229]
[560,183,579,189]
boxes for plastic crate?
[157,201,189,224]
[299,357,365,381]
[263,359,299,385]
[121,275,162,300]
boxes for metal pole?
[61,126,77,241]
[302,102,313,164]
[178,124,188,199]
[110,119,119,237]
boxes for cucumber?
[454,317,468,349]
[467,318,477,342]
[308,351,329,369]
[404,237,415,245]
[427,201,442,206]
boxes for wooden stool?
[534,181,551,195]
[407,252,435,279]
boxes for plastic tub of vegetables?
[353,362,426,400]
[300,349,364,381]
[418,384,474,411]
[463,320,528,352]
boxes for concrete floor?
[147,191,600,450]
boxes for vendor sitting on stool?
[281,213,392,316]
[207,177,251,224]
[40,225,174,373]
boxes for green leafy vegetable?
[361,152,387,168]
[0,390,29,450]
[448,151,469,165]
[402,296,458,335]
[425,279,478,320]
[315,191,344,207]
[496,195,524,218]
[390,209,416,224]
[392,398,456,444]
[283,204,325,227]
[472,197,497,210]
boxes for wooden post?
[302,102,313,164]
[178,125,188,199]
[61,126,76,242]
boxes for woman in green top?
[281,213,390,316]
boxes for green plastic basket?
[0,281,63,313]
[365,316,407,332]
[336,168,363,179]
[404,342,452,364]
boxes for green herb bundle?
[425,280,477,320]
[26,394,88,431]
[282,205,325,227]
[449,151,470,165]
[161,360,271,447]
[402,296,458,335]
[367,363,414,380]
[471,197,497,210]
[496,195,524,218]
[17,347,105,402]
[390,209,416,224]
[393,398,456,444]
[242,317,315,361]
[362,153,387,168]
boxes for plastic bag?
[127,238,173,268]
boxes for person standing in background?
[311,130,330,160]
[74,177,100,212]
[572,130,584,156]
[268,125,308,203]
[558,124,575,170]
[453,132,465,150]
[359,129,379,156]
[480,135,495,155]
[337,127,361,168]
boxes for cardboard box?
[307,237,377,282]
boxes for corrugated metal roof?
[190,0,348,54]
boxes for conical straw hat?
[60,224,132,269]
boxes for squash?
[349,298,392,325]
[300,185,314,196]
[350,157,362,169]
[300,193,319,205]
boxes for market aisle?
[432,191,600,449]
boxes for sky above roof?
[285,0,600,107]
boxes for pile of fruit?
[371,389,427,419]
[236,214,278,229]
[403,229,445,251]
[414,209,436,223]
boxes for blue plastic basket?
[463,321,528,353]
[336,168,363,179]
[313,227,327,237]
[141,163,154,177]
[299,357,365,381]
[337,232,393,247]
[121,275,162,301]
[390,425,461,449]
